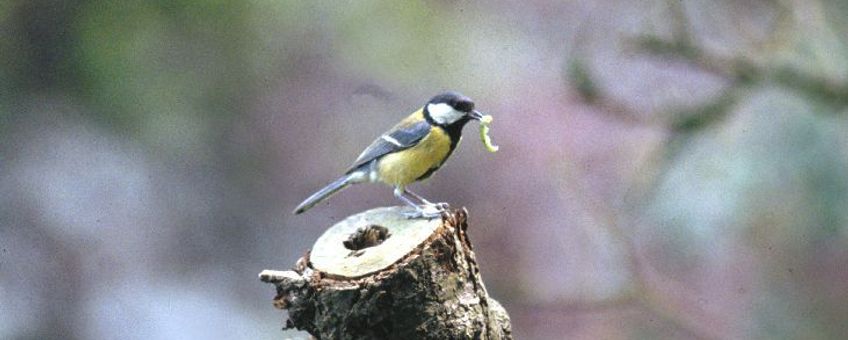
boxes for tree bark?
[259,206,512,340]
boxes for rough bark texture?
[259,206,512,340]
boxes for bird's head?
[424,91,485,126]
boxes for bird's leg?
[405,189,449,211]
[394,186,420,209]
[403,188,431,204]
[394,186,441,219]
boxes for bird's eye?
[454,99,474,112]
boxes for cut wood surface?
[310,206,440,278]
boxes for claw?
[403,204,443,220]
[403,210,442,220]
[421,202,449,211]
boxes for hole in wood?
[343,224,391,251]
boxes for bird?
[293,91,487,219]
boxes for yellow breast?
[377,127,451,186]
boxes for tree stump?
[259,206,512,340]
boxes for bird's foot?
[420,201,450,211]
[422,202,450,214]
[432,202,450,211]
[403,204,445,220]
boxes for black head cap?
[429,91,475,113]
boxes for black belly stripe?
[414,120,468,181]
[415,146,455,180]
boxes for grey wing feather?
[346,120,431,173]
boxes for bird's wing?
[346,116,431,173]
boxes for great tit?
[293,91,486,218]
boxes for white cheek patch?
[427,103,464,125]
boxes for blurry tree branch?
[558,3,848,338]
[569,0,847,135]
[633,35,848,109]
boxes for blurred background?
[2,0,847,339]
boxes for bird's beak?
[469,110,485,121]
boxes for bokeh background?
[2,0,848,339]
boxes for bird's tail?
[293,173,359,214]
